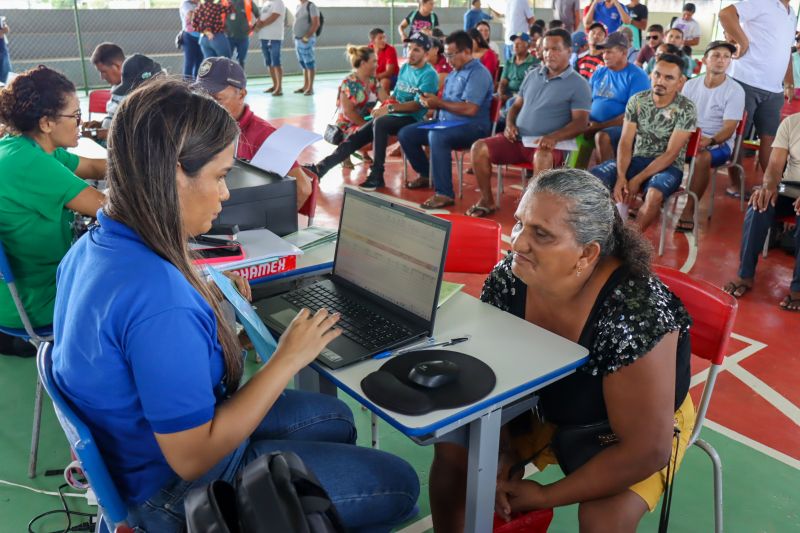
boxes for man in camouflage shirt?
[590,53,696,230]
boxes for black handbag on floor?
[185,451,345,533]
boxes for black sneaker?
[358,175,385,191]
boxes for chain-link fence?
[1,0,782,90]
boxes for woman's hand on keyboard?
[274,308,342,371]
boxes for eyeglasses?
[56,112,82,126]
[443,52,456,59]
[647,35,661,40]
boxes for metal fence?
[4,0,792,90]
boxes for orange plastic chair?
[658,127,702,256]
[297,169,319,227]
[435,214,501,274]
[88,89,112,121]
[653,265,738,533]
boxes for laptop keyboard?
[282,284,414,351]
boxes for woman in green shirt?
[0,65,106,355]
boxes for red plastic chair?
[493,508,554,532]
[297,169,319,227]
[658,128,702,256]
[709,111,748,216]
[435,214,501,274]
[454,96,502,198]
[653,265,738,533]
[88,89,112,120]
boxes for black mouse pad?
[361,350,496,415]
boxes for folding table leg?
[463,408,502,533]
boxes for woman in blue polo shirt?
[52,78,419,532]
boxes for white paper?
[521,136,579,152]
[212,228,303,271]
[249,124,322,177]
[68,137,108,160]
[207,266,278,361]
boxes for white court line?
[397,515,433,533]
[689,332,767,389]
[679,231,697,273]
[703,420,800,470]
[727,364,800,426]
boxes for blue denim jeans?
[398,120,489,198]
[182,32,203,80]
[126,389,419,533]
[260,39,282,67]
[0,40,12,84]
[228,35,249,67]
[199,32,232,59]
[738,195,800,292]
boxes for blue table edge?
[311,354,590,438]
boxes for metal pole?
[72,0,90,95]
[389,0,395,46]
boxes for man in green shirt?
[498,33,538,105]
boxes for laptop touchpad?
[269,308,298,328]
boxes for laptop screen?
[333,191,449,322]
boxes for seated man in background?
[570,30,588,67]
[370,28,399,94]
[468,29,591,216]
[398,30,493,209]
[84,42,126,142]
[192,57,311,209]
[576,22,607,80]
[576,31,650,167]
[635,23,663,67]
[305,32,438,191]
[723,112,800,309]
[664,27,694,77]
[619,26,639,63]
[590,55,696,230]
[497,33,537,109]
[678,40,745,232]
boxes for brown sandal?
[421,195,455,209]
[406,177,431,189]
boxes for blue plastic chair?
[37,342,132,533]
[0,241,54,478]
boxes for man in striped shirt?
[576,22,606,79]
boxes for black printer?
[215,158,298,237]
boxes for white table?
[252,239,589,532]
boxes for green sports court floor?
[1,72,798,532]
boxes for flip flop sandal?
[342,158,355,170]
[725,189,752,201]
[723,281,752,298]
[675,219,694,233]
[779,295,800,311]
[421,195,455,209]
[263,86,275,93]
[293,88,306,93]
[272,91,283,96]
[304,90,314,96]
[466,204,496,217]
[406,177,431,189]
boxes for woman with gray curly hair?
[429,168,694,532]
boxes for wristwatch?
[387,104,396,113]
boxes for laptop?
[258,189,451,369]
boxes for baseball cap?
[403,31,432,51]
[571,31,587,52]
[112,54,162,97]
[510,33,531,43]
[596,32,630,50]
[704,40,737,56]
[192,57,247,94]
[588,22,607,33]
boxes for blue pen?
[373,337,436,359]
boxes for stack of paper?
[282,226,337,251]
[211,228,303,272]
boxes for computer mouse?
[408,360,460,389]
